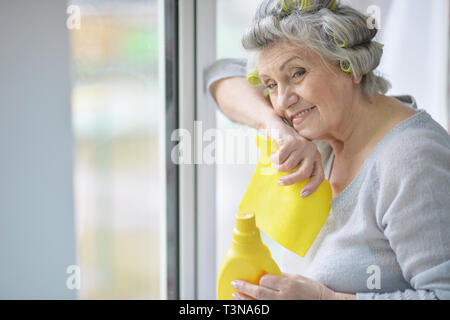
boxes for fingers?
[270,136,302,167]
[259,274,283,291]
[300,157,325,196]
[278,150,325,195]
[273,150,302,172]
[263,126,325,192]
[282,272,308,282]
[231,280,279,300]
[270,148,294,168]
[278,155,313,185]
[232,293,254,300]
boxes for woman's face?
[258,41,360,141]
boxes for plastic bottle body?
[217,214,282,300]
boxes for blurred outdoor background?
[69,0,162,299]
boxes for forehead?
[257,42,321,73]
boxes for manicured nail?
[232,293,238,300]
[231,281,238,288]
[278,180,285,186]
[301,190,311,198]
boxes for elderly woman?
[206,0,450,300]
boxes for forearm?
[332,292,356,300]
[210,77,281,131]
[356,289,440,300]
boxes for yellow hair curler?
[280,0,294,12]
[373,41,384,48]
[340,60,352,73]
[247,72,262,87]
[333,34,347,48]
[330,0,337,11]
[273,16,281,27]
[300,0,311,12]
[264,89,271,102]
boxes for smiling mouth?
[291,106,316,122]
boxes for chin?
[294,128,316,141]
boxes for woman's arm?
[210,76,278,132]
[357,130,450,300]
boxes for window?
[69,0,164,299]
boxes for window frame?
[177,0,217,300]
[164,0,180,300]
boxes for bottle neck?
[232,228,263,248]
[232,213,263,249]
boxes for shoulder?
[205,58,248,91]
[375,110,450,179]
[372,110,450,227]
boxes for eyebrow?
[259,56,304,78]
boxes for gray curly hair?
[242,0,391,99]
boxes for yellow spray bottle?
[217,213,282,300]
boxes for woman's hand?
[261,116,325,197]
[231,273,355,300]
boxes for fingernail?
[301,190,311,198]
[278,180,285,186]
[231,281,238,288]
[232,293,238,300]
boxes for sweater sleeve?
[358,127,450,300]
[204,58,248,94]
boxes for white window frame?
[179,0,217,300]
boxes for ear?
[352,75,363,85]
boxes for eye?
[266,83,277,90]
[293,69,306,78]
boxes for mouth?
[290,106,316,124]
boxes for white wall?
[0,0,77,299]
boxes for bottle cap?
[235,213,257,232]
[233,213,260,242]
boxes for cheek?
[270,97,286,117]
[299,74,335,105]
[308,74,353,112]
[273,104,285,118]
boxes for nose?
[276,84,299,114]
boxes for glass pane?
[216,0,283,273]
[69,0,163,299]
